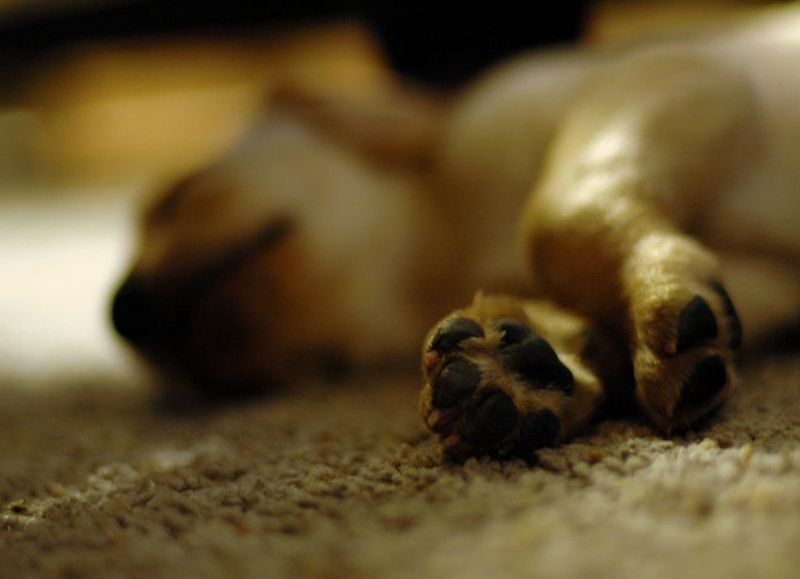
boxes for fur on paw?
[631,277,742,433]
[418,295,604,461]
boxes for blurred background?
[0,0,783,385]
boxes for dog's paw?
[418,302,603,461]
[631,278,742,432]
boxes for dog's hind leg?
[419,49,764,458]
[523,50,761,433]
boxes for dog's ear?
[267,84,445,169]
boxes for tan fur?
[114,8,800,455]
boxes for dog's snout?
[111,276,159,345]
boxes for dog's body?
[113,8,800,458]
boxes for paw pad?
[459,390,518,446]
[433,358,481,408]
[499,327,575,395]
[430,318,484,353]
[497,319,534,346]
[675,356,727,414]
[710,280,742,349]
[517,409,560,453]
[676,295,718,353]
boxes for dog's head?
[111,112,436,399]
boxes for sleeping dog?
[112,8,800,459]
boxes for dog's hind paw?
[630,277,742,433]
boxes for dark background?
[0,1,588,86]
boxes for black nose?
[110,275,159,345]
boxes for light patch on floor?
[0,185,140,383]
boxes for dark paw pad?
[501,335,574,395]
[516,409,560,454]
[433,358,481,408]
[459,390,518,445]
[676,296,718,353]
[676,356,727,413]
[430,318,484,354]
[497,319,534,346]
[710,280,743,350]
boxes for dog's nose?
[110,275,159,345]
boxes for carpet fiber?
[2,357,800,578]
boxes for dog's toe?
[433,357,482,408]
[676,295,718,353]
[459,390,519,446]
[430,317,485,354]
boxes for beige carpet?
[2,357,800,578]
[3,193,800,578]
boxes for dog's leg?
[524,51,759,433]
[419,50,763,456]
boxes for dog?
[112,7,800,460]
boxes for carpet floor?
[2,356,800,578]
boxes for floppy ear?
[267,84,445,168]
